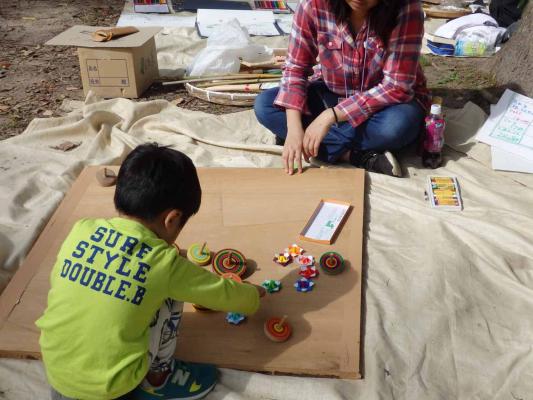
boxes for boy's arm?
[167,256,261,315]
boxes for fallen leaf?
[66,86,79,91]
[0,105,9,112]
[50,141,82,152]
[42,110,54,117]
[171,97,184,105]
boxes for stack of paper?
[196,9,280,37]
[117,13,196,28]
[476,89,533,174]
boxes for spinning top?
[221,272,242,283]
[261,279,281,293]
[226,312,246,325]
[273,252,292,266]
[187,242,211,266]
[299,265,318,279]
[264,315,291,342]
[212,249,247,276]
[319,252,345,275]
[286,244,304,258]
[296,254,314,267]
[294,277,315,292]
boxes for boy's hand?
[252,284,267,298]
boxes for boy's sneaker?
[349,150,402,177]
[130,359,217,400]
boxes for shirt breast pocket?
[317,33,343,71]
[365,38,386,68]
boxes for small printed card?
[300,199,352,244]
[426,176,463,211]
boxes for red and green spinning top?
[319,251,345,275]
[212,249,247,277]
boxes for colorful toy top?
[286,243,304,258]
[212,249,247,277]
[187,242,211,266]
[299,265,318,279]
[221,272,243,283]
[273,252,292,266]
[261,279,282,293]
[319,252,345,275]
[296,254,314,267]
[294,277,315,292]
[226,312,246,325]
[264,316,292,342]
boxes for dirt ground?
[0,0,505,141]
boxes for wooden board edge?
[0,349,42,360]
[0,349,361,379]
[187,360,361,380]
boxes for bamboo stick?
[196,77,280,88]
[204,84,262,92]
[204,82,280,92]
[162,73,281,86]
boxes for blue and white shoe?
[130,359,217,400]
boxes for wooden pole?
[162,73,281,87]
[198,77,280,88]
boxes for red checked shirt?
[275,0,431,127]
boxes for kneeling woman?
[254,0,431,176]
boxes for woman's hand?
[283,128,305,175]
[284,109,306,175]
[303,108,336,158]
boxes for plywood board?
[0,166,365,378]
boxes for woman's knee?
[368,102,424,149]
[253,88,279,127]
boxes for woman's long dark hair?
[328,0,404,44]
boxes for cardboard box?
[46,26,161,98]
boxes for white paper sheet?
[117,13,196,28]
[491,147,533,173]
[287,1,299,12]
[276,14,293,35]
[303,201,350,242]
[196,9,279,37]
[476,89,533,161]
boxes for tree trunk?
[485,0,533,96]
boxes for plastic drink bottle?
[422,104,445,169]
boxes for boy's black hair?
[114,143,201,224]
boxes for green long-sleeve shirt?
[36,217,259,399]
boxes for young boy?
[36,144,265,400]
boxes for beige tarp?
[1,92,532,399]
[1,15,533,399]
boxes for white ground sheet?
[1,93,532,400]
[1,12,532,400]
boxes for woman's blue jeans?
[254,81,425,163]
